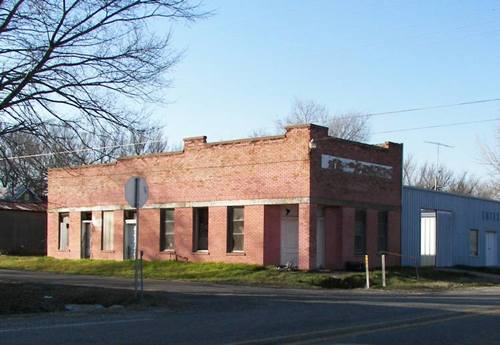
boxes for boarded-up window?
[228,206,244,252]
[378,211,388,253]
[160,209,175,251]
[193,207,208,251]
[354,209,366,255]
[102,211,114,251]
[59,213,69,251]
[470,229,479,256]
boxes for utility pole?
[424,141,453,190]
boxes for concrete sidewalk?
[0,268,381,298]
[2,268,500,299]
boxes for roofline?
[316,136,401,152]
[48,123,397,172]
[403,185,500,204]
[205,134,285,147]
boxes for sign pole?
[140,250,144,300]
[134,178,140,299]
[124,176,148,301]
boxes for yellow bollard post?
[381,254,386,288]
[364,254,370,289]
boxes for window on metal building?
[469,229,479,257]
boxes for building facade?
[402,186,500,267]
[47,124,402,270]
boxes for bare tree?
[0,0,204,143]
[276,99,330,129]
[481,127,500,176]
[403,154,417,186]
[275,99,370,142]
[403,155,498,199]
[0,0,204,197]
[0,124,169,197]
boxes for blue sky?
[148,0,500,179]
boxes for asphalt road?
[1,269,500,345]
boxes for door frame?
[280,206,299,267]
[485,231,498,267]
[123,219,137,260]
[316,214,325,269]
[80,220,92,259]
[420,210,437,267]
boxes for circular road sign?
[125,177,149,208]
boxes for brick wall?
[311,138,402,208]
[47,127,313,210]
[324,207,342,269]
[263,205,281,265]
[47,124,402,269]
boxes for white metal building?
[402,186,500,267]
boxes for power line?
[2,98,500,161]
[372,117,500,135]
[3,117,497,161]
[362,97,500,119]
[0,140,165,161]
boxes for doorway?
[80,212,92,259]
[81,221,92,259]
[420,210,436,266]
[124,219,137,260]
[316,208,325,269]
[280,205,298,267]
[486,232,498,266]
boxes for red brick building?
[47,124,402,270]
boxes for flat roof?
[403,185,500,204]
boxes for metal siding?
[402,187,500,267]
[0,210,47,255]
[436,211,453,267]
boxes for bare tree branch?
[0,0,206,142]
[275,98,371,142]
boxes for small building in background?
[402,186,500,267]
[0,194,47,255]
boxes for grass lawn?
[0,256,496,290]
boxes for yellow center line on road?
[226,307,500,345]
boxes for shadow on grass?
[0,282,174,315]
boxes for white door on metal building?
[486,232,498,266]
[436,211,454,267]
[281,206,298,267]
[420,211,436,266]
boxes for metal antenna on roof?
[424,141,454,191]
